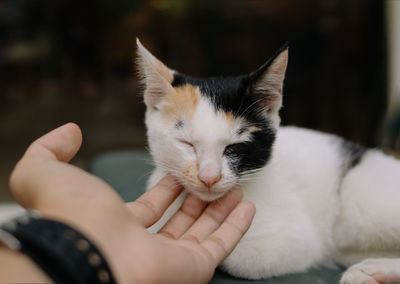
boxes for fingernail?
[242,200,256,216]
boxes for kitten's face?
[137,39,288,201]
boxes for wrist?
[0,245,51,282]
[40,209,146,284]
[0,211,117,284]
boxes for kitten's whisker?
[136,170,153,183]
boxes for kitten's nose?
[198,173,222,189]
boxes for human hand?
[9,123,255,283]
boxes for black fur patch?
[224,128,276,175]
[341,139,366,169]
[172,73,276,176]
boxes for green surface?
[90,150,154,202]
[211,268,343,284]
[90,150,344,283]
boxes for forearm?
[0,246,51,283]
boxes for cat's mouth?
[189,189,226,202]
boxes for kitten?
[136,38,400,284]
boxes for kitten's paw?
[340,269,379,284]
[340,258,400,284]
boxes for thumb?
[23,122,82,162]
[9,123,82,197]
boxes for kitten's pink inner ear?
[267,49,288,78]
[255,48,288,96]
[252,48,288,118]
[136,38,175,109]
[136,38,174,83]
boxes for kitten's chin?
[189,190,226,202]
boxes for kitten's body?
[223,127,400,278]
[137,39,400,283]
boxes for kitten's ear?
[136,38,175,109]
[248,44,289,127]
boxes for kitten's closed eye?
[178,139,195,150]
[224,143,243,156]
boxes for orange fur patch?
[183,164,195,176]
[224,111,235,124]
[162,84,200,120]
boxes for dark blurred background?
[0,0,398,201]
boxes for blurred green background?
[0,0,397,201]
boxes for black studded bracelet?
[0,210,116,284]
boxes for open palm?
[9,123,255,283]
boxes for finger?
[181,186,242,243]
[125,176,183,227]
[201,200,255,266]
[24,122,82,162]
[158,193,208,239]
[9,123,82,193]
